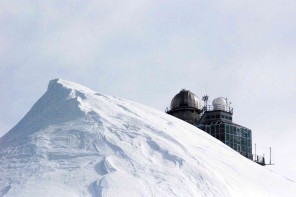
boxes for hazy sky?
[1,0,296,180]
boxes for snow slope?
[0,79,295,197]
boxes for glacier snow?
[0,79,295,197]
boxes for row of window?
[207,131,251,145]
[226,129,251,138]
[201,125,252,139]
[226,142,252,154]
[205,114,232,120]
[226,135,251,146]
[199,123,253,158]
[225,125,251,138]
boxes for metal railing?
[253,155,266,166]
[203,105,233,113]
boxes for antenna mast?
[202,95,209,111]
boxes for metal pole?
[270,147,271,165]
[255,143,256,161]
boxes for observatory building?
[197,97,252,159]
[166,89,202,124]
[167,90,252,160]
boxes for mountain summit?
[0,79,295,197]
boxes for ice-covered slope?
[0,79,295,197]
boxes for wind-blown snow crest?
[0,79,295,197]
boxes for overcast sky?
[1,0,296,181]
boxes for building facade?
[167,91,252,160]
[197,97,252,159]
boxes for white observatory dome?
[212,97,227,111]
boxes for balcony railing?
[203,105,233,114]
[253,155,266,166]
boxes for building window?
[229,135,233,143]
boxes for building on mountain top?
[166,89,253,160]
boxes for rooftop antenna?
[202,95,209,105]
[225,97,231,107]
[225,97,232,113]
[202,95,209,111]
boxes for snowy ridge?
[0,79,295,197]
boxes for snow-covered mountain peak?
[1,79,296,197]
[48,78,96,96]
[0,79,94,147]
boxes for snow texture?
[0,79,295,197]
